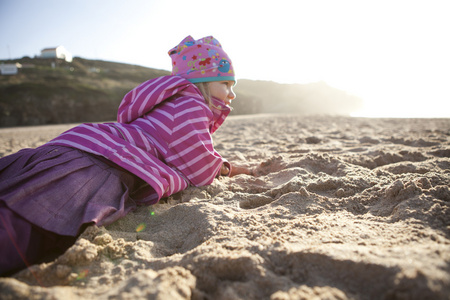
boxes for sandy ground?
[0,115,449,299]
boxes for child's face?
[208,81,236,106]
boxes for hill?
[0,57,363,127]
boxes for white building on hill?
[40,46,73,62]
[0,63,21,75]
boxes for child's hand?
[219,163,254,177]
[230,164,253,177]
[220,163,230,176]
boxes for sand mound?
[1,115,449,299]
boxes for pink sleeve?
[165,100,227,186]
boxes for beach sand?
[0,115,449,299]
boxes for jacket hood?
[117,76,198,123]
[117,75,230,133]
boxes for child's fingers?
[220,164,230,175]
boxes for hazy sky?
[1,0,449,118]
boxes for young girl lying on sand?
[0,35,249,275]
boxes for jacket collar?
[209,96,231,134]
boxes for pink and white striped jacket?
[47,76,231,205]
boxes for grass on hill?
[0,57,363,127]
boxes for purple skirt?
[0,201,76,276]
[0,146,144,275]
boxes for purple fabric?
[0,146,143,237]
[0,201,75,276]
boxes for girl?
[0,35,244,276]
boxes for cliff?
[0,57,362,127]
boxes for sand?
[0,115,449,299]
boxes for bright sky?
[1,0,449,118]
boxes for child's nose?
[229,90,236,100]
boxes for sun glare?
[1,0,448,118]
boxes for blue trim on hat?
[187,76,236,84]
